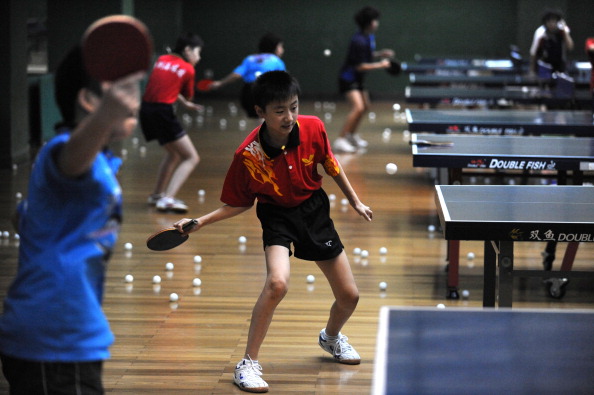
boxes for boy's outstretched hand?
[174,218,200,234]
[355,202,373,222]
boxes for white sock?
[322,329,339,341]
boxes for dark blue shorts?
[256,189,344,261]
[139,102,186,145]
[338,78,365,95]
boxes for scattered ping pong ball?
[197,189,206,196]
[323,48,332,57]
[353,247,362,255]
[385,163,398,175]
[124,242,133,250]
[467,252,475,260]
[192,278,202,287]
[462,289,470,299]
[328,193,336,201]
[379,281,387,291]
[169,293,179,302]
[436,303,446,309]
[165,262,174,271]
[15,192,22,199]
[306,274,315,283]
[392,103,401,111]
[124,274,134,283]
[152,275,162,284]
[340,198,348,206]
[193,255,202,263]
[427,225,436,232]
[379,247,388,255]
[238,236,247,244]
[360,249,369,258]
[2,231,9,238]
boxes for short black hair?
[172,32,204,56]
[258,33,283,54]
[541,8,563,24]
[54,45,101,129]
[354,6,380,30]
[252,71,300,110]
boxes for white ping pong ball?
[169,293,179,302]
[467,252,475,260]
[323,49,332,57]
[436,303,446,309]
[379,281,387,291]
[124,242,133,250]
[379,247,388,255]
[124,274,134,283]
[427,225,436,232]
[341,198,348,206]
[306,274,315,283]
[353,247,362,255]
[197,189,206,196]
[15,192,22,200]
[192,278,202,287]
[193,255,202,263]
[152,275,162,284]
[165,262,174,271]
[462,289,470,299]
[360,249,369,258]
[238,236,247,244]
[385,163,398,175]
[328,193,336,201]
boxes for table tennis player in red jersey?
[140,33,204,213]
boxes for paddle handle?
[182,219,198,232]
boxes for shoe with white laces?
[318,329,361,365]
[348,133,368,148]
[234,356,269,393]
[333,137,358,153]
[155,197,188,213]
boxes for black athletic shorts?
[256,188,344,261]
[338,78,365,95]
[139,102,186,145]
[1,353,104,395]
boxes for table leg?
[560,242,579,271]
[498,241,514,307]
[447,240,460,299]
[483,241,497,307]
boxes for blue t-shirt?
[233,53,286,83]
[0,132,123,362]
[339,31,376,83]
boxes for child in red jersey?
[140,33,204,213]
[174,71,372,393]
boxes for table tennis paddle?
[196,79,214,91]
[82,15,153,82]
[146,219,198,251]
[409,139,454,147]
[386,60,402,76]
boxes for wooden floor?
[1,99,593,394]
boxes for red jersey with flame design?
[221,115,340,208]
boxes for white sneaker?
[333,137,357,153]
[349,134,368,148]
[234,357,269,393]
[318,329,361,365]
[155,197,188,213]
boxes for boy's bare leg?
[243,245,291,360]
[162,135,199,198]
[316,251,359,336]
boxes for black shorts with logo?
[256,188,344,261]
[139,102,186,145]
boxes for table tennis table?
[372,306,594,395]
[408,73,591,89]
[405,109,594,136]
[411,134,594,299]
[401,59,521,74]
[404,86,592,108]
[435,185,594,307]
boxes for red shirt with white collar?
[142,54,195,104]
[220,115,340,208]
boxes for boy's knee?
[266,277,289,300]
